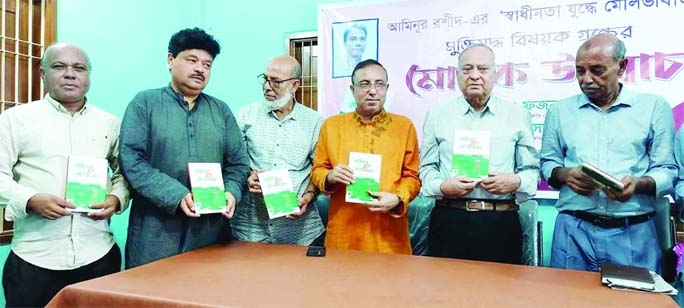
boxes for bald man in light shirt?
[0,42,129,307]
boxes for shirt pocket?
[489,131,517,172]
[74,131,113,159]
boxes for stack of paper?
[600,263,677,295]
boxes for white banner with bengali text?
[318,0,684,195]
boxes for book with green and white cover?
[452,130,490,180]
[188,163,226,214]
[346,152,381,204]
[66,156,108,213]
[258,169,300,219]
[580,163,625,191]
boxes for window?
[0,0,56,243]
[288,33,317,110]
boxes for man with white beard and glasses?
[231,55,325,245]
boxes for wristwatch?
[391,194,404,214]
[303,190,318,199]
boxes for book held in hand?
[451,130,490,180]
[346,152,381,204]
[258,169,300,219]
[580,163,625,191]
[188,163,226,214]
[66,156,108,213]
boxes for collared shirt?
[0,94,129,270]
[311,110,421,254]
[232,102,324,245]
[420,95,540,201]
[120,86,249,268]
[540,87,676,216]
[674,128,684,204]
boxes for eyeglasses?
[353,81,388,92]
[258,74,298,89]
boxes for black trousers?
[427,205,522,265]
[3,244,121,308]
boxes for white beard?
[264,91,292,111]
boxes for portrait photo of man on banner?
[332,18,379,78]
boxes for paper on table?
[602,269,678,295]
[651,271,679,295]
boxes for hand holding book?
[479,172,521,195]
[86,195,120,220]
[579,163,625,191]
[363,191,401,214]
[26,193,75,220]
[602,176,640,203]
[179,191,235,218]
[223,192,236,219]
[179,192,201,218]
[326,164,355,186]
[247,171,262,193]
[439,177,479,198]
[285,189,316,219]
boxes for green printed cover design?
[452,154,490,179]
[451,131,490,180]
[258,169,300,218]
[66,156,108,211]
[66,183,106,208]
[188,163,225,213]
[346,152,381,203]
[346,177,380,202]
[263,191,299,217]
[192,187,226,211]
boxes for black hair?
[351,59,387,83]
[168,27,221,58]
